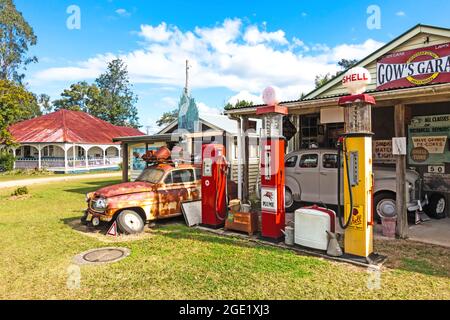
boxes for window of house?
[300,115,319,149]
[299,154,318,168]
[43,146,54,157]
[285,155,298,167]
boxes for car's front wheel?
[425,194,447,219]
[117,209,145,234]
[285,187,300,212]
[374,192,396,221]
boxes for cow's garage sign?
[377,42,450,90]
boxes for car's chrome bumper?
[407,194,429,212]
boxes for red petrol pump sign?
[257,87,287,240]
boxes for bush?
[12,186,29,197]
[0,151,15,172]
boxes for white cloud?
[197,102,221,115]
[396,11,406,17]
[330,39,384,61]
[228,90,263,105]
[243,26,288,45]
[139,22,173,42]
[32,18,384,103]
[115,8,131,17]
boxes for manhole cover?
[73,247,130,265]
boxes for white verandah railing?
[14,157,121,171]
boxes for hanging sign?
[373,140,395,163]
[408,114,450,165]
[377,42,450,90]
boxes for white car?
[281,149,440,219]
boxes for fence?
[15,156,121,171]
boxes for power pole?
[184,59,190,95]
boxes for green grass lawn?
[0,170,119,182]
[0,177,449,300]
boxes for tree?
[157,109,178,127]
[0,79,40,146]
[38,93,52,113]
[95,59,139,128]
[0,0,37,83]
[314,73,332,89]
[338,59,358,70]
[224,100,254,110]
[314,59,360,89]
[53,81,99,112]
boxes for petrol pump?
[257,87,287,241]
[201,144,228,228]
[337,67,375,259]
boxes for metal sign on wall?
[377,42,450,90]
[408,114,450,165]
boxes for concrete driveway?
[0,172,121,189]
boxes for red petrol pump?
[257,87,287,241]
[201,144,228,228]
[337,67,375,260]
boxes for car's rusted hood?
[94,181,155,198]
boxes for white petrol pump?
[337,67,375,260]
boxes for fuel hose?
[337,138,354,229]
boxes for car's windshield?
[135,168,165,183]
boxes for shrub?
[12,186,29,197]
[0,151,15,172]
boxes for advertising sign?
[373,140,395,163]
[408,114,450,165]
[377,42,450,90]
[261,187,277,212]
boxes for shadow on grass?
[64,179,121,195]
[153,222,296,255]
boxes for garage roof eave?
[112,133,182,143]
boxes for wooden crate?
[224,211,259,236]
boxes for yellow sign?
[411,136,447,154]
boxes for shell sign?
[377,42,450,90]
[342,67,372,95]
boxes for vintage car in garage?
[280,149,443,219]
[82,163,202,234]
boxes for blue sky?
[15,0,450,132]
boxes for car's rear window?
[135,168,165,183]
[299,154,318,168]
[323,154,338,169]
[171,169,195,183]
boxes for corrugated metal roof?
[8,109,144,144]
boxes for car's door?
[319,152,340,205]
[285,154,299,177]
[158,168,196,216]
[296,153,320,202]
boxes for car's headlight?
[92,198,108,211]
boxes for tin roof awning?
[113,133,182,143]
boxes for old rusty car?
[82,163,201,234]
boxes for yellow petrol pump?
[337,67,375,260]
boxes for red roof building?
[4,109,144,173]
